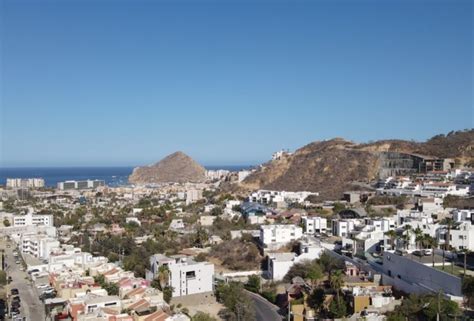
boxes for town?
[0,143,473,321]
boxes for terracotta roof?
[127,298,149,311]
[102,307,121,315]
[125,287,146,298]
[103,268,119,276]
[143,310,170,321]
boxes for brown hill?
[129,151,206,184]
[240,129,474,200]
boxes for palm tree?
[423,236,438,267]
[384,230,397,251]
[441,218,454,270]
[157,265,170,290]
[402,225,412,250]
[330,270,344,300]
[414,227,423,249]
[462,249,470,276]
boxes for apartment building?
[185,189,203,205]
[13,212,53,227]
[302,216,327,234]
[332,220,356,237]
[21,234,60,259]
[437,221,474,251]
[6,178,45,188]
[57,179,105,190]
[146,254,214,297]
[260,224,303,250]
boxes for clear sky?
[1,0,472,167]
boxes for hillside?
[129,151,206,184]
[240,129,474,200]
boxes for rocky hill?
[129,151,206,184]
[240,129,474,200]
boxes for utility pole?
[437,290,441,321]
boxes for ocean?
[0,165,252,187]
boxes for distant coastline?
[0,165,254,187]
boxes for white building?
[147,254,214,297]
[260,224,303,250]
[57,179,105,190]
[199,215,216,227]
[21,234,60,259]
[186,189,203,205]
[126,217,141,226]
[6,178,45,188]
[332,220,356,237]
[238,170,251,182]
[249,190,318,205]
[169,219,185,230]
[267,238,325,280]
[302,216,327,234]
[13,212,53,227]
[205,170,230,180]
[437,221,474,251]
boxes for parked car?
[423,249,433,256]
[36,284,50,289]
[10,288,19,295]
[12,296,20,303]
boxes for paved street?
[2,239,45,321]
[246,290,282,321]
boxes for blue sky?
[1,0,472,167]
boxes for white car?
[37,284,50,289]
[15,260,20,264]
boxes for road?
[246,290,282,321]
[2,239,45,321]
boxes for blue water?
[0,165,252,187]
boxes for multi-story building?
[6,178,45,188]
[332,220,356,237]
[21,234,60,259]
[186,189,203,205]
[260,224,303,250]
[13,212,53,227]
[437,221,474,251]
[146,254,214,297]
[249,190,318,205]
[302,216,327,234]
[57,179,105,190]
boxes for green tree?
[318,252,344,274]
[462,276,474,308]
[2,219,10,227]
[307,287,325,313]
[157,265,170,291]
[332,202,346,214]
[192,312,217,321]
[386,294,460,321]
[104,282,119,296]
[307,262,323,287]
[328,296,347,318]
[385,230,398,250]
[163,286,173,303]
[245,275,261,293]
[329,270,344,300]
[215,282,255,321]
